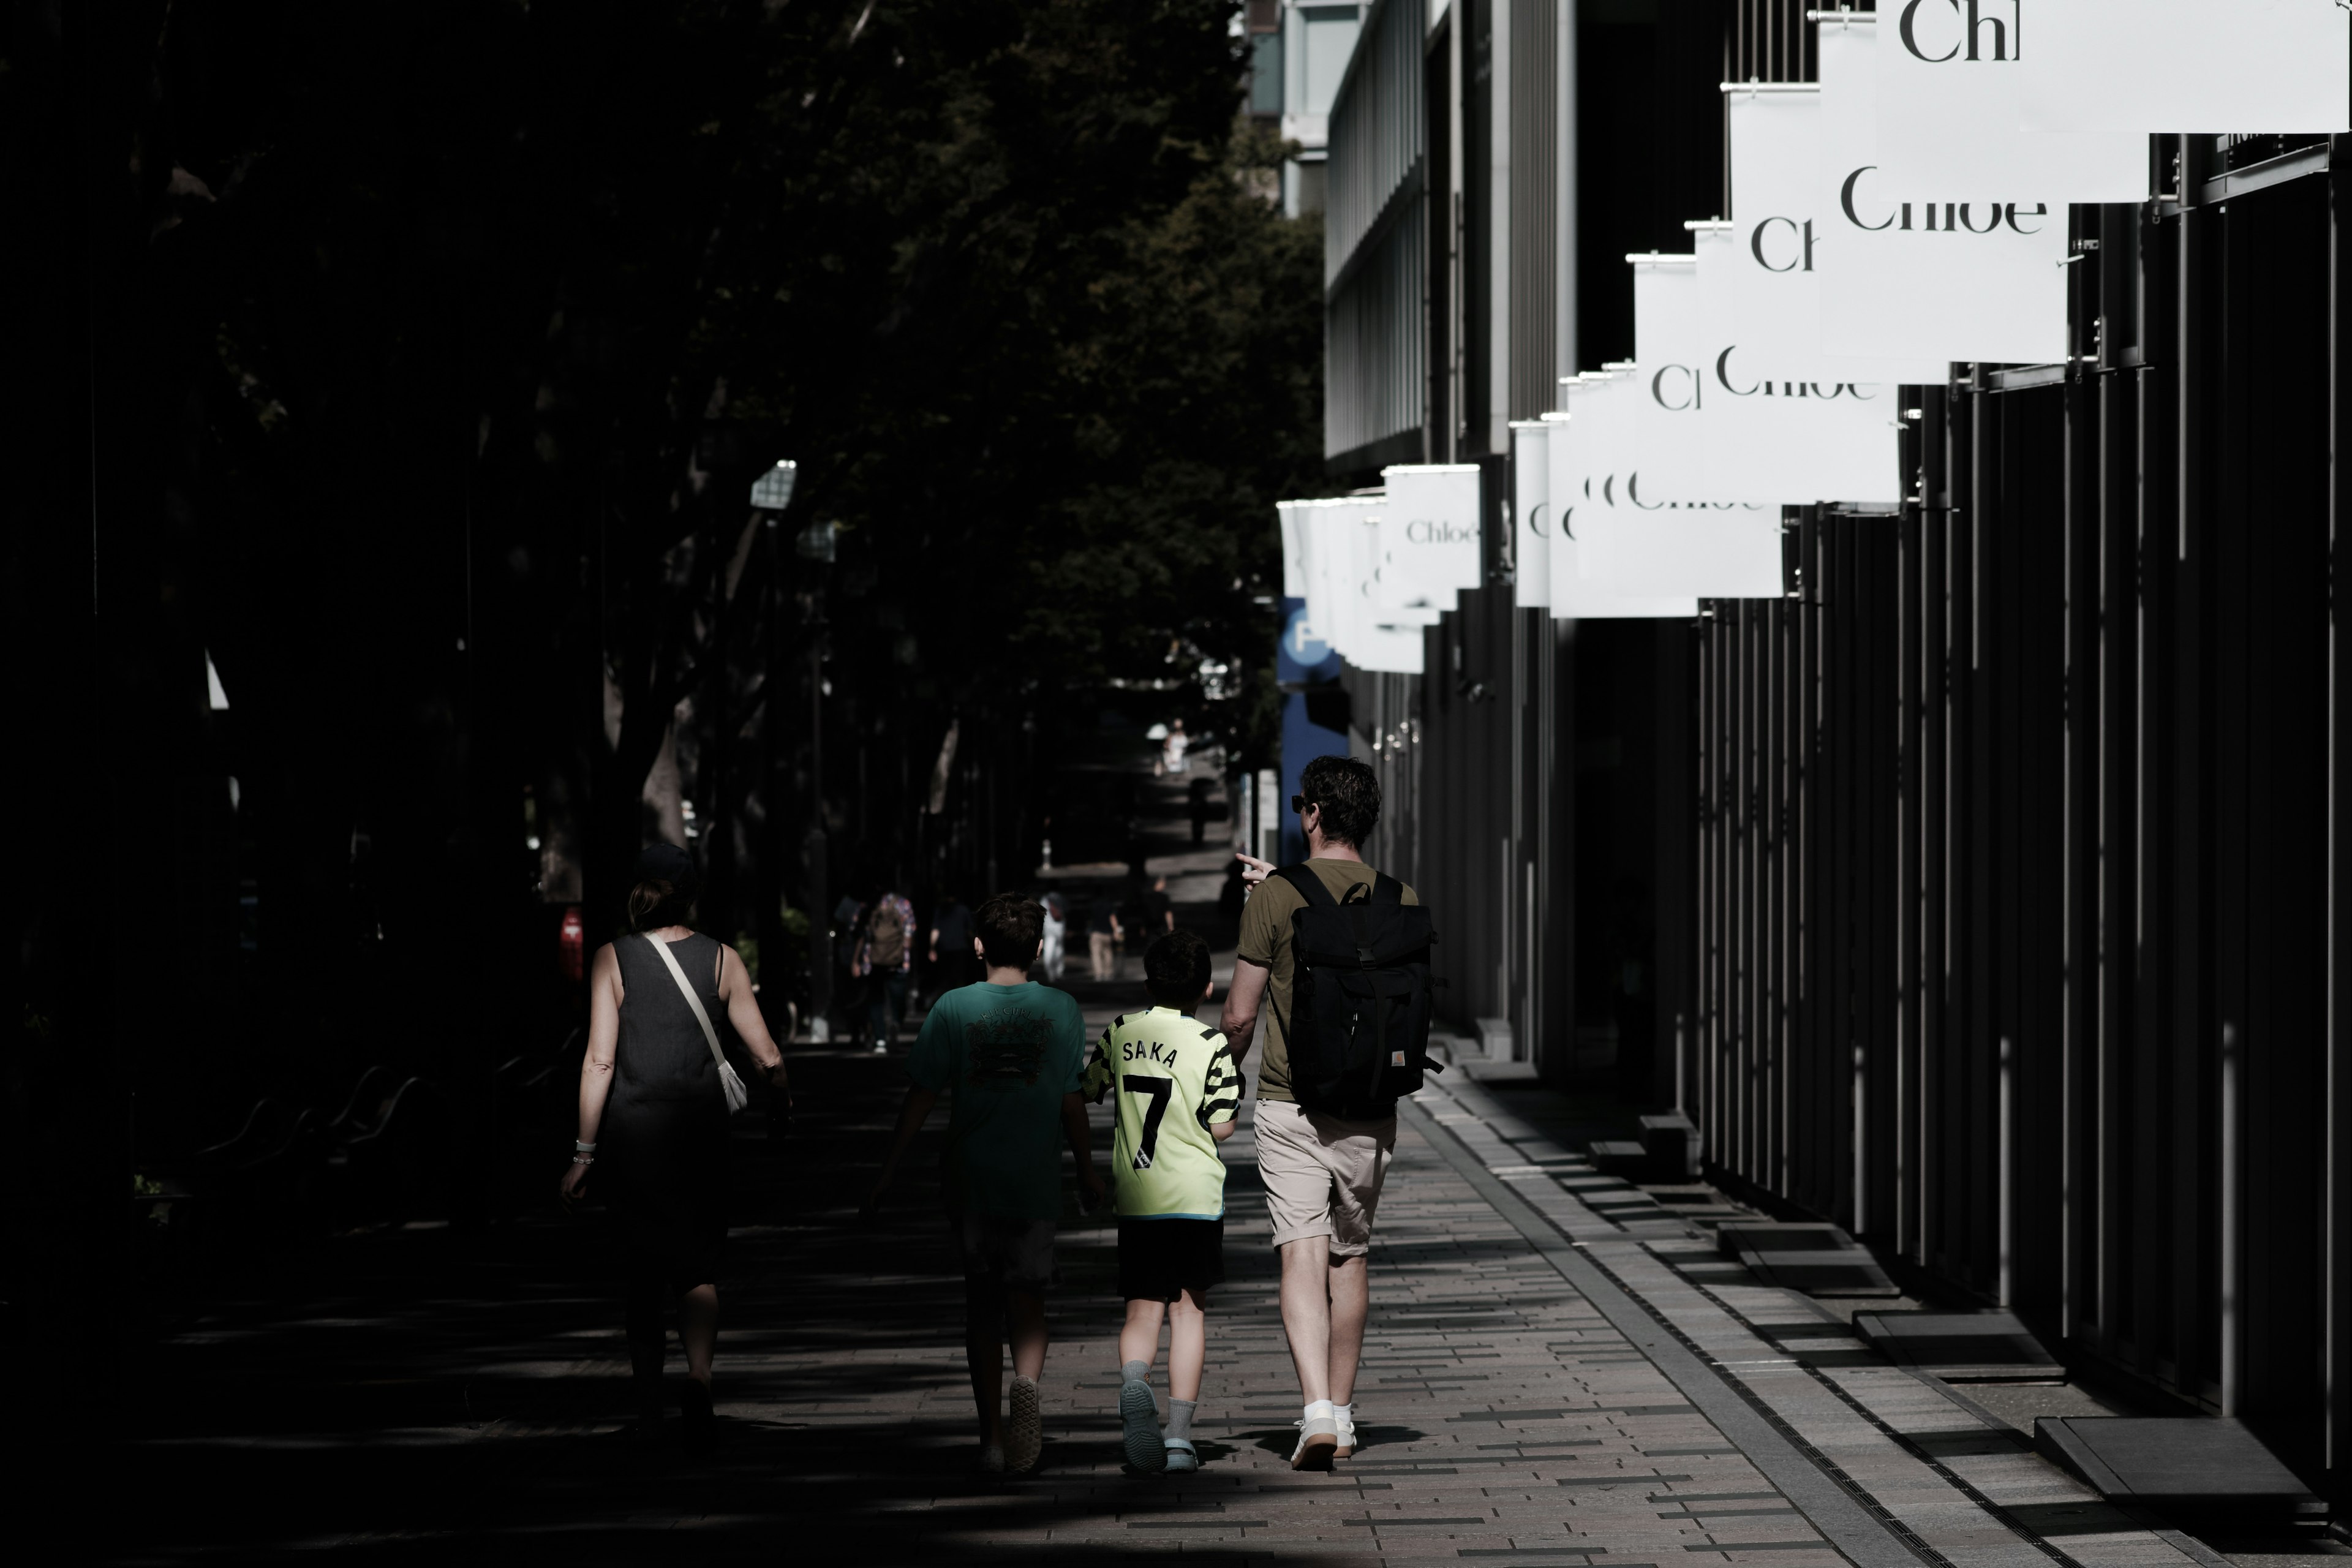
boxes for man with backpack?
[854,888,918,1054]
[1219,755,1434,1471]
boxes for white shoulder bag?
[647,936,750,1114]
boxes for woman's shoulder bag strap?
[646,935,750,1114]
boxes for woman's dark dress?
[605,932,731,1290]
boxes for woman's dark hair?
[1299,754,1381,848]
[627,877,698,932]
[627,843,702,932]
[975,892,1045,968]
[1144,929,1212,1008]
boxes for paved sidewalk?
[1407,1068,2223,1568]
[110,755,2299,1562]
[115,1015,2264,1565]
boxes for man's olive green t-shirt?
[1235,858,1420,1104]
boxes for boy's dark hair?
[1144,929,1212,1008]
[1299,754,1381,848]
[975,892,1045,968]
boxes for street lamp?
[750,459,798,511]
[752,458,832,1044]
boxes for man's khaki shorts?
[1253,1099,1396,1257]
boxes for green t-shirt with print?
[907,982,1088,1221]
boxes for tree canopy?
[13,0,1325,1128]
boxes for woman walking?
[560,843,791,1453]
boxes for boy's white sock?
[1303,1398,1336,1422]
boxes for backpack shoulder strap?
[1370,873,1405,907]
[1273,864,1339,908]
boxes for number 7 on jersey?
[1123,1074,1172,1169]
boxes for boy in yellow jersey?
[1082,929,1240,1474]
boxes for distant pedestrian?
[863,894,1103,1474]
[1084,930,1239,1475]
[1087,897,1123,983]
[1163,718,1189,775]
[837,893,872,1048]
[1222,756,1430,1469]
[930,892,976,996]
[1136,873,1175,940]
[560,844,791,1455]
[854,886,917,1054]
[1038,890,1068,985]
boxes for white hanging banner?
[1591,504,1785,600]
[1509,420,1553,609]
[1632,255,1708,496]
[1547,378,1698,619]
[1344,498,1428,674]
[1691,221,1903,505]
[1544,402,1586,615]
[1818,21,2068,368]
[1296,500,1349,662]
[1376,464,1482,614]
[1578,366,1782,600]
[2016,0,2350,137]
[1725,86,1948,385]
[1276,500,1309,599]
[1632,255,1701,369]
[1725,88,1830,377]
[1872,6,2146,202]
[1353,487,1443,631]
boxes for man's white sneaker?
[1005,1376,1043,1474]
[1289,1415,1339,1470]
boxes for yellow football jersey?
[1082,1006,1240,1219]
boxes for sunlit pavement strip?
[121,1011,2215,1563]
[1412,1069,2213,1568]
[647,1047,2205,1563]
[810,1103,1853,1562]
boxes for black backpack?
[1273,866,1441,1117]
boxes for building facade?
[1310,0,2352,1499]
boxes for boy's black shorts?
[1117,1216,1226,1302]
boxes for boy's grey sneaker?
[1005,1376,1043,1474]
[977,1441,1005,1474]
[1120,1378,1166,1473]
[1163,1437,1200,1473]
[1289,1415,1339,1470]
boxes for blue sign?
[1277,598,1343,685]
[1276,592,1348,864]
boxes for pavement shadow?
[110,1038,1335,1566]
[1998,1499,2157,1538]
[1907,1427,2033,1460]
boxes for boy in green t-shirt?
[865,894,1104,1476]
[1082,929,1240,1474]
